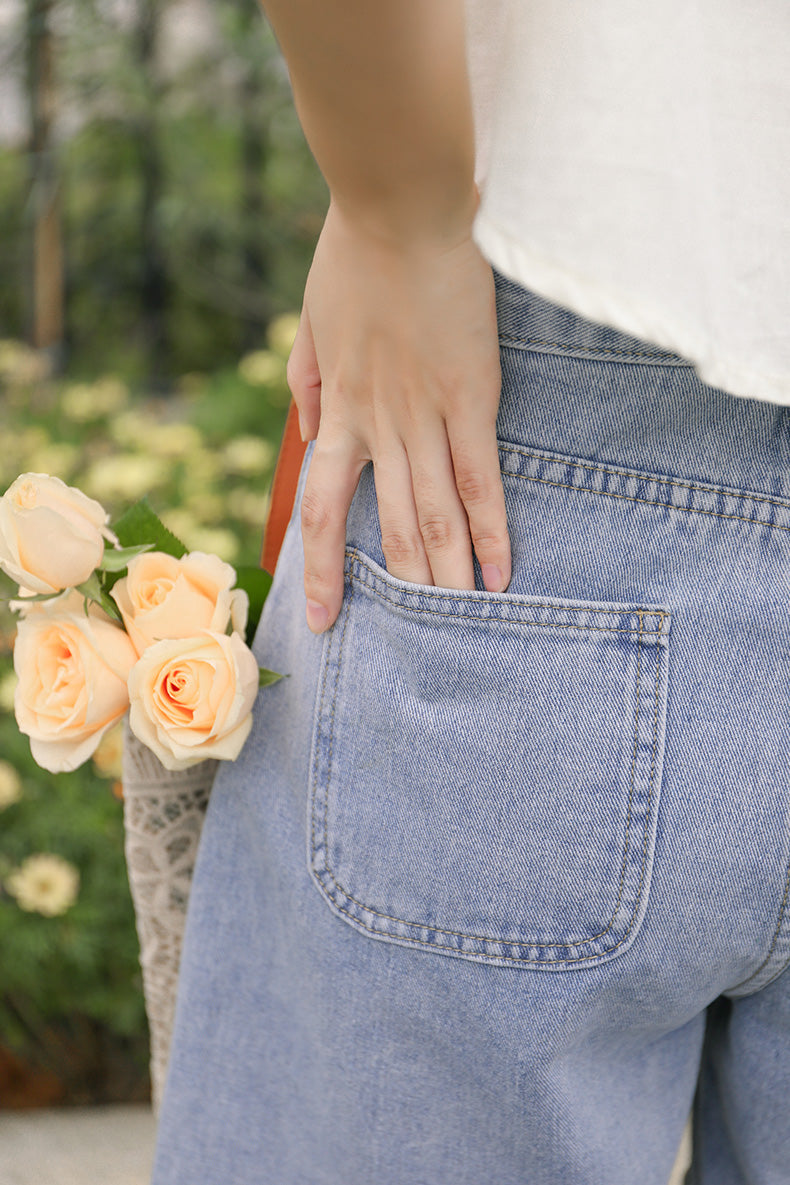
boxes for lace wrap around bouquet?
[1,473,279,1106]
[122,722,216,1106]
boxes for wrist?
[328,181,480,254]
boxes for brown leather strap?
[260,401,308,574]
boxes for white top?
[464,1,790,407]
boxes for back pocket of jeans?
[309,547,671,970]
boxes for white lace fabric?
[121,721,217,1109]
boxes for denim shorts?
[152,271,790,1185]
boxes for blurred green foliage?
[0,724,148,1102]
[2,0,327,383]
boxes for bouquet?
[0,473,280,775]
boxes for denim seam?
[498,444,790,530]
[310,573,354,888]
[348,551,668,636]
[311,585,664,965]
[498,333,692,367]
[321,594,641,948]
[728,853,790,995]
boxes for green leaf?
[98,543,154,573]
[98,592,124,624]
[258,667,283,688]
[234,565,273,646]
[6,591,61,607]
[111,499,187,559]
[76,573,103,603]
[75,576,123,625]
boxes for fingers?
[302,412,510,636]
[373,446,433,587]
[286,308,322,442]
[301,431,366,633]
[447,424,511,593]
[405,427,477,591]
[401,419,509,594]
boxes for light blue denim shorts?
[153,271,790,1185]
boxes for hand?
[286,200,511,634]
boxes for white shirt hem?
[474,213,790,410]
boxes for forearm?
[259,0,477,243]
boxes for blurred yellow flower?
[189,528,239,564]
[231,489,270,526]
[159,508,201,545]
[182,448,222,490]
[267,312,300,358]
[0,434,33,486]
[147,422,203,458]
[160,509,240,562]
[6,854,80,916]
[83,454,169,501]
[15,426,49,463]
[222,436,275,476]
[183,526,240,564]
[25,443,80,481]
[0,340,51,386]
[185,491,225,523]
[60,377,128,422]
[238,349,285,388]
[0,670,18,713]
[109,410,160,449]
[92,721,124,779]
[0,760,22,809]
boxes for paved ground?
[0,1105,155,1185]
[0,1105,690,1184]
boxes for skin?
[259,0,511,633]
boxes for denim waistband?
[493,269,690,368]
[490,269,790,502]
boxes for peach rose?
[128,631,259,771]
[0,473,112,594]
[111,551,248,657]
[14,593,137,773]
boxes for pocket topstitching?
[308,547,671,970]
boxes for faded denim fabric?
[152,271,790,1185]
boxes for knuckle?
[471,527,507,558]
[381,529,423,569]
[300,488,332,536]
[454,466,494,507]
[303,567,335,599]
[419,514,454,553]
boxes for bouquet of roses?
[0,473,280,774]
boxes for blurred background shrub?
[1,0,326,383]
[0,0,325,1104]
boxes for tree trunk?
[239,0,271,351]
[135,0,169,390]
[26,0,64,371]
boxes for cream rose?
[13,593,137,773]
[111,551,248,657]
[128,631,259,771]
[0,473,112,594]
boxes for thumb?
[285,305,322,442]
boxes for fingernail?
[481,563,504,592]
[306,599,329,633]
